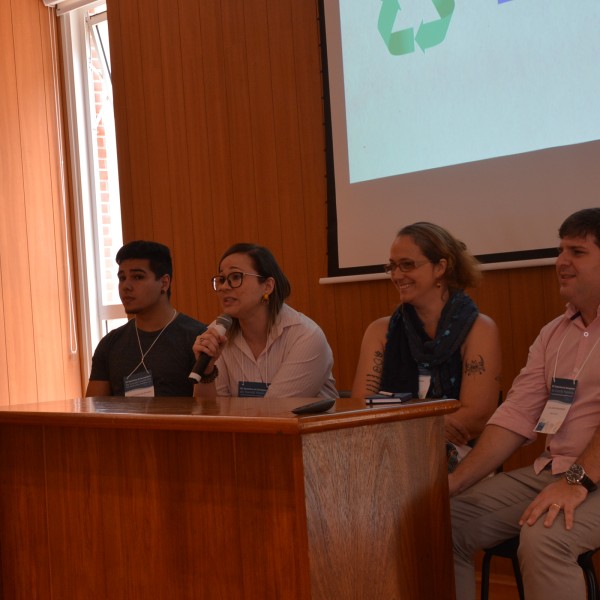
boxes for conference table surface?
[0,395,458,433]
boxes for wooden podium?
[0,396,457,599]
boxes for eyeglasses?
[383,259,430,274]
[211,271,263,291]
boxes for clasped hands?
[445,414,470,447]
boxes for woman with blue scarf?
[352,222,501,471]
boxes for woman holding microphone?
[192,243,338,399]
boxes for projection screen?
[319,0,600,280]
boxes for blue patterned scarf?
[380,291,479,399]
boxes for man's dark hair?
[116,240,173,297]
[559,208,600,247]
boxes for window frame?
[59,2,125,373]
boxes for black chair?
[481,535,599,600]
[480,537,523,600]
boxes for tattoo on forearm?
[464,354,485,376]
[365,350,384,393]
[365,377,380,394]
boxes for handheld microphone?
[189,313,233,383]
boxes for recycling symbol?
[378,0,455,55]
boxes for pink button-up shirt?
[489,304,600,474]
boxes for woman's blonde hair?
[398,222,481,291]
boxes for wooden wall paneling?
[196,1,237,249]
[508,264,562,473]
[332,282,371,390]
[307,278,338,388]
[386,277,402,316]
[503,266,548,470]
[155,1,198,316]
[506,267,548,382]
[176,0,220,322]
[361,279,397,328]
[469,269,516,397]
[220,0,261,246]
[135,0,174,245]
[350,279,399,388]
[243,0,283,255]
[541,264,565,323]
[308,285,339,388]
[107,0,154,239]
[289,0,325,229]
[0,1,38,404]
[287,0,328,293]
[266,0,312,313]
[329,277,400,393]
[289,0,339,356]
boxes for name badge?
[238,381,269,398]
[418,365,431,399]
[124,371,155,397]
[534,377,577,435]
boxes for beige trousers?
[451,466,600,600]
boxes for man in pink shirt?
[450,208,600,600]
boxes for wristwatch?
[565,463,598,493]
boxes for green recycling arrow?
[415,0,455,52]
[378,0,414,56]
[378,0,455,56]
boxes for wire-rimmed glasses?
[383,259,430,274]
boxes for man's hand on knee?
[519,479,588,530]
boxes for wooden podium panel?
[0,397,457,599]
